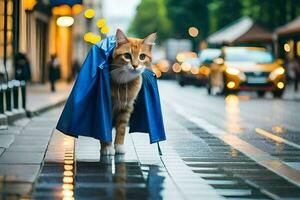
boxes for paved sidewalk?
[0,104,224,199]
[26,81,73,116]
[0,108,60,198]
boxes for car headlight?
[226,67,240,75]
[225,67,246,81]
[269,67,285,80]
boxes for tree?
[128,0,172,43]
[208,0,243,34]
[241,0,300,30]
[165,0,210,39]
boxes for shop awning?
[276,16,300,36]
[207,17,272,45]
[50,0,82,6]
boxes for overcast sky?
[103,0,140,34]
[103,0,140,18]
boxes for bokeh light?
[91,35,102,44]
[190,67,199,75]
[100,25,109,34]
[284,43,290,52]
[56,16,74,27]
[188,27,199,37]
[176,53,185,63]
[172,63,181,73]
[52,6,60,15]
[181,62,191,72]
[84,9,95,19]
[58,5,72,16]
[156,59,170,72]
[97,19,106,28]
[72,4,83,15]
[83,32,93,42]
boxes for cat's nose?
[132,65,138,69]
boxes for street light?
[56,16,74,27]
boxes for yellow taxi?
[207,47,285,97]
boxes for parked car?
[177,49,220,86]
[207,47,286,97]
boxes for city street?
[159,80,300,199]
[1,80,300,199]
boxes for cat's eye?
[123,53,131,60]
[139,53,146,60]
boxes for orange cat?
[100,29,156,155]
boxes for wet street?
[1,80,300,199]
[159,80,300,199]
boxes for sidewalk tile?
[0,135,15,148]
[0,164,40,182]
[0,152,44,164]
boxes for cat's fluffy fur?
[100,29,156,155]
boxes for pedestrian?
[14,52,31,82]
[69,59,80,82]
[290,57,300,92]
[48,54,61,92]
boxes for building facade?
[1,0,89,83]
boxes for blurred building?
[0,0,88,84]
[19,0,53,83]
[207,17,273,49]
[0,0,21,82]
[275,16,300,60]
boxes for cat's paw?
[100,144,115,156]
[115,144,126,154]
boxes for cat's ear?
[116,29,128,46]
[143,32,157,46]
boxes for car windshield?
[225,48,274,63]
[199,49,221,62]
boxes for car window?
[225,49,274,63]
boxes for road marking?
[255,128,300,150]
[168,102,300,188]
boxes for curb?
[0,98,67,127]
[26,98,67,118]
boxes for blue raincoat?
[56,36,166,144]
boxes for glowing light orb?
[84,9,95,19]
[172,63,181,73]
[101,25,109,34]
[188,27,199,37]
[97,19,106,28]
[56,16,74,27]
[72,4,83,15]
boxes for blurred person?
[289,57,300,92]
[69,59,81,82]
[14,52,31,82]
[48,54,61,92]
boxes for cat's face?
[110,29,156,83]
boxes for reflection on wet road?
[159,80,300,198]
[225,95,242,134]
[33,154,166,199]
[159,80,300,160]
